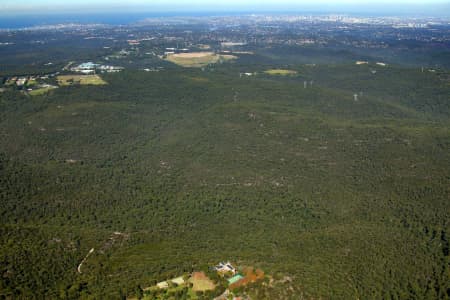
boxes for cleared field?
[28,86,58,96]
[165,52,237,68]
[264,69,298,75]
[57,75,107,86]
[27,79,38,86]
[188,272,215,291]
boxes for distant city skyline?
[1,0,449,15]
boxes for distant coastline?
[1,8,449,30]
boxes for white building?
[215,261,237,274]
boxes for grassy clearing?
[28,86,58,96]
[189,272,215,292]
[27,79,38,86]
[185,76,210,83]
[57,75,107,86]
[165,52,237,68]
[264,69,298,76]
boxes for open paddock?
[57,75,107,86]
[264,69,298,76]
[188,271,216,292]
[28,86,58,96]
[165,52,237,68]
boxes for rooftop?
[228,274,244,285]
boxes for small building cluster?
[164,47,190,56]
[3,74,59,94]
[141,261,265,300]
[71,62,123,74]
[16,77,27,86]
[240,72,254,77]
[214,261,237,275]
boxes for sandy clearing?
[169,52,215,58]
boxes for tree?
[135,285,144,300]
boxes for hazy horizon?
[0,0,449,30]
[1,0,449,16]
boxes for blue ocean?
[0,12,229,29]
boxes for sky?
[1,0,449,15]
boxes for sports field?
[165,52,237,68]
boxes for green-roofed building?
[228,274,244,285]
